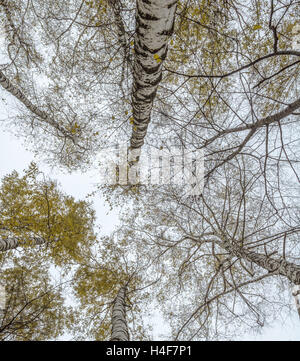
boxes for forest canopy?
[0,0,299,341]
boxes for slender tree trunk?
[110,286,129,341]
[130,0,177,151]
[219,237,300,316]
[292,285,300,318]
[0,71,76,142]
[0,0,16,34]
[0,237,49,252]
[0,283,5,323]
[108,0,131,66]
[221,238,300,285]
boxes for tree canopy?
[0,0,299,341]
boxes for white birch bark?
[130,0,177,150]
[108,0,131,66]
[292,285,300,318]
[0,283,5,321]
[0,0,16,34]
[0,70,77,143]
[110,286,129,341]
[219,237,300,317]
[221,238,300,285]
[0,236,49,252]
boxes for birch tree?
[102,151,300,339]
[1,0,298,170]
[0,255,68,341]
[110,286,129,341]
[95,2,300,339]
[129,0,177,153]
[0,0,299,341]
[293,286,300,318]
[65,232,157,340]
[0,163,96,265]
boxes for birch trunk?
[292,285,300,318]
[222,238,300,285]
[0,283,5,321]
[108,0,131,65]
[0,237,49,252]
[110,286,129,341]
[0,71,76,143]
[219,237,300,315]
[0,1,16,34]
[130,0,177,150]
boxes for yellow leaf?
[253,24,262,30]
